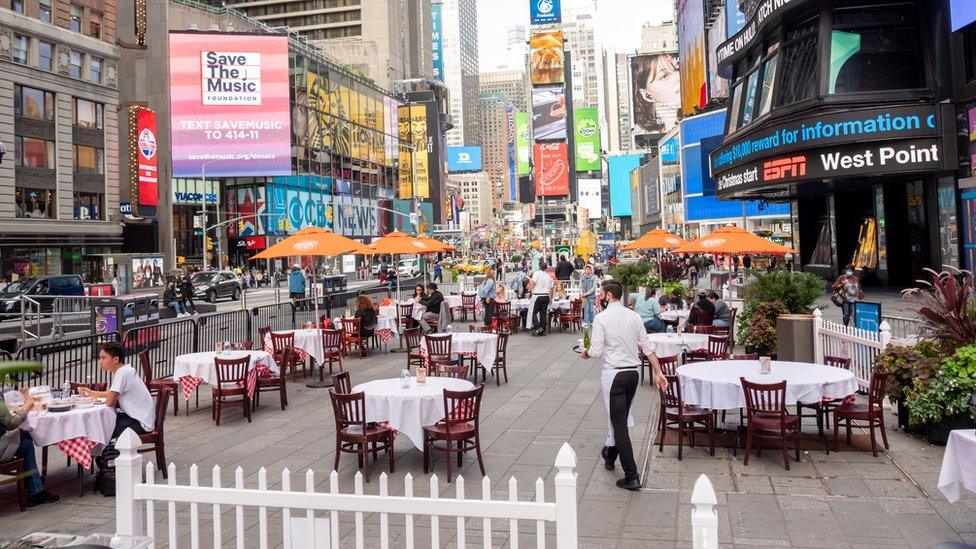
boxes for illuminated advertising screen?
[574,107,601,172]
[726,0,746,36]
[169,32,292,177]
[447,146,483,172]
[532,86,567,140]
[516,112,531,175]
[132,257,164,289]
[529,0,561,25]
[530,32,565,85]
[577,178,602,219]
[432,3,444,80]
[397,104,431,198]
[608,154,641,217]
[677,0,707,115]
[533,142,569,197]
[630,54,679,147]
[135,108,159,207]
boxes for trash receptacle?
[776,314,814,363]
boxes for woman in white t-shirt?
[79,341,155,439]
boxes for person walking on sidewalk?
[581,280,667,491]
[528,262,553,336]
[832,264,863,326]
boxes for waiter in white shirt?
[582,280,667,490]
[528,261,554,336]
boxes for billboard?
[432,3,444,80]
[507,106,518,201]
[577,178,602,219]
[516,112,531,175]
[574,107,601,172]
[726,0,746,36]
[533,142,569,197]
[707,9,729,101]
[952,0,976,31]
[529,0,561,25]
[169,32,292,177]
[447,146,483,172]
[532,86,567,140]
[677,0,707,115]
[134,107,159,207]
[529,32,565,85]
[608,154,641,217]
[132,257,164,289]
[397,105,413,198]
[398,104,431,199]
[631,54,680,146]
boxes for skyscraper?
[478,92,513,215]
[437,0,480,146]
[506,24,528,71]
[561,13,600,109]
[641,20,677,53]
[479,69,530,113]
[601,51,633,154]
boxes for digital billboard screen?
[574,107,601,172]
[169,32,292,177]
[516,112,531,175]
[529,0,561,25]
[631,54,680,146]
[533,142,569,197]
[530,32,565,85]
[608,154,642,217]
[532,86,567,141]
[447,146,483,172]
[134,107,159,207]
[577,178,602,219]
[677,0,707,115]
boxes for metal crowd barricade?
[122,317,196,380]
[15,331,120,388]
[197,309,252,350]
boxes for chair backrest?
[495,331,509,360]
[707,335,729,359]
[279,347,298,374]
[341,317,361,336]
[70,381,108,393]
[258,325,271,344]
[229,341,253,350]
[824,355,851,370]
[150,386,171,435]
[318,315,332,329]
[461,293,476,308]
[689,307,714,326]
[659,374,681,408]
[443,385,483,426]
[214,355,250,385]
[711,325,731,340]
[425,333,453,359]
[495,301,512,317]
[657,355,678,376]
[730,307,737,327]
[322,329,343,351]
[138,350,153,381]
[436,364,468,379]
[688,324,714,335]
[398,303,414,318]
[270,331,294,353]
[740,377,787,417]
[868,371,888,411]
[570,299,582,314]
[331,370,351,394]
[404,327,423,350]
[730,353,759,360]
[329,390,367,433]
[468,325,491,333]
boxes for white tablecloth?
[660,309,691,328]
[421,332,498,371]
[376,315,399,337]
[510,298,569,312]
[938,429,976,503]
[677,360,858,410]
[646,333,708,358]
[378,305,398,318]
[444,295,463,309]
[22,405,117,447]
[271,328,327,363]
[352,377,475,449]
[172,350,278,387]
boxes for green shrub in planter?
[906,343,976,429]
[736,268,824,344]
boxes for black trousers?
[531,295,550,332]
[482,298,495,327]
[112,412,148,440]
[609,370,640,478]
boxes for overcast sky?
[477,0,676,71]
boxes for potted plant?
[904,343,976,445]
[874,341,942,432]
[736,268,824,347]
[610,260,652,294]
[743,300,788,357]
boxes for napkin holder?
[416,367,428,384]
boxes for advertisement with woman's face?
[631,54,680,137]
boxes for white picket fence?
[812,308,893,387]
[113,429,580,548]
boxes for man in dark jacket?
[419,282,444,333]
[554,255,575,281]
[179,276,196,315]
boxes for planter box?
[926,414,976,446]
[776,314,814,363]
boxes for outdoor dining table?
[660,309,691,328]
[375,314,399,345]
[676,360,859,410]
[21,403,116,470]
[420,332,498,372]
[351,377,475,450]
[172,350,279,403]
[938,429,976,503]
[646,332,709,358]
[262,328,326,363]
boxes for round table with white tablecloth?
[375,314,399,344]
[352,377,475,449]
[421,332,498,371]
[938,429,976,503]
[659,309,691,328]
[172,350,278,402]
[22,403,117,469]
[378,305,398,319]
[677,360,859,410]
[646,333,709,359]
[264,328,325,363]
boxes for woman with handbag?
[831,264,863,326]
[477,271,497,327]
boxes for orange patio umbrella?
[416,235,455,253]
[673,225,794,255]
[358,231,444,255]
[622,228,689,251]
[251,227,363,260]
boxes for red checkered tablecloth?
[178,375,204,402]
[57,437,98,470]
[376,328,394,344]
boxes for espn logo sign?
[763,156,806,182]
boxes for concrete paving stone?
[847,461,907,480]
[782,508,849,548]
[733,474,775,494]
[891,513,964,548]
[862,477,924,498]
[769,476,829,497]
[823,476,871,497]
[774,495,830,511]
[878,497,938,515]
[680,472,736,493]
[726,493,788,540]
[828,499,906,540]
[930,500,976,533]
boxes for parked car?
[0,275,85,315]
[191,271,243,303]
[398,258,420,277]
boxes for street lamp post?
[200,159,224,271]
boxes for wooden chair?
[423,385,486,483]
[494,301,512,331]
[711,325,732,347]
[658,375,715,460]
[212,355,252,425]
[687,324,714,335]
[641,354,678,382]
[316,329,344,381]
[434,363,469,379]
[138,350,179,416]
[467,325,492,333]
[254,348,288,411]
[688,306,715,326]
[424,333,456,372]
[833,371,889,456]
[269,331,296,374]
[557,299,583,332]
[138,386,172,478]
[460,293,477,320]
[331,370,351,394]
[797,356,853,436]
[397,303,415,343]
[404,327,425,372]
[741,378,801,470]
[229,341,253,350]
[257,325,271,349]
[686,335,729,362]
[0,458,27,511]
[730,353,759,360]
[330,390,394,483]
[490,331,510,386]
[341,317,369,358]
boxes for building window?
[73,145,104,174]
[68,50,83,78]
[89,57,103,84]
[12,0,24,13]
[70,4,83,32]
[14,85,55,121]
[829,4,923,94]
[776,18,819,107]
[89,11,102,38]
[73,192,102,220]
[37,41,53,71]
[15,136,56,169]
[38,0,52,23]
[12,34,28,65]
[73,98,103,128]
[15,188,56,219]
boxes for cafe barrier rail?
[812,308,892,388]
